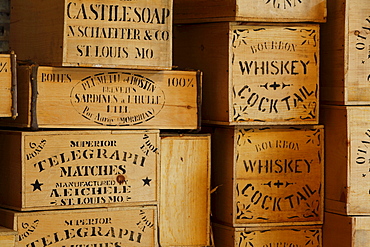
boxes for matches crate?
[0,52,16,118]
[159,134,211,246]
[0,226,17,247]
[321,0,370,104]
[209,125,323,227]
[10,0,172,70]
[174,22,319,125]
[0,64,200,129]
[321,105,370,215]
[174,0,326,24]
[323,212,370,247]
[0,206,158,247]
[213,223,322,247]
[0,129,159,211]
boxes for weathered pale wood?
[174,22,319,125]
[321,0,370,104]
[213,223,322,247]
[0,226,17,247]
[210,126,324,227]
[0,130,159,211]
[0,206,158,247]
[174,0,327,24]
[0,53,16,117]
[0,65,199,129]
[10,0,172,69]
[159,134,211,246]
[321,105,370,215]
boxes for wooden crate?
[174,22,319,125]
[0,52,16,118]
[323,212,370,247]
[0,206,157,247]
[174,0,326,24]
[0,129,159,211]
[320,0,370,104]
[210,125,324,227]
[0,226,17,247]
[10,0,172,70]
[0,64,200,129]
[159,134,211,246]
[213,223,322,247]
[321,105,370,215]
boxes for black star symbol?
[142,177,152,186]
[31,179,43,191]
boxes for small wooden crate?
[174,22,319,125]
[321,105,370,215]
[159,134,211,246]
[10,0,172,70]
[174,0,327,24]
[213,223,322,247]
[0,226,17,247]
[0,206,158,247]
[210,125,324,227]
[323,212,370,247]
[0,129,159,211]
[0,52,16,118]
[0,64,200,129]
[321,0,370,104]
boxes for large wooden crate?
[213,223,322,247]
[323,212,370,247]
[0,130,159,211]
[174,0,327,24]
[174,22,319,125]
[10,0,172,70]
[0,226,17,247]
[320,0,370,104]
[0,206,157,247]
[210,125,324,227]
[0,64,200,129]
[0,53,16,118]
[321,105,370,215]
[159,134,211,246]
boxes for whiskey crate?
[0,52,16,118]
[0,226,17,247]
[210,125,324,227]
[10,0,172,70]
[321,0,370,104]
[174,22,319,125]
[159,134,211,246]
[321,105,370,215]
[0,64,200,129]
[323,212,370,247]
[213,223,322,247]
[174,0,326,24]
[0,130,159,211]
[0,206,158,247]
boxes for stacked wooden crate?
[320,0,370,246]
[0,0,211,246]
[173,1,326,246]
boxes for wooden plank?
[159,134,211,246]
[0,130,159,211]
[0,226,17,247]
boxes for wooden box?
[10,0,172,70]
[0,52,16,118]
[210,125,324,227]
[0,130,159,211]
[174,0,327,24]
[213,223,322,247]
[320,0,370,104]
[0,206,158,247]
[159,134,211,246]
[0,226,17,247]
[174,22,319,125]
[1,64,200,129]
[323,212,370,247]
[321,105,370,215]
